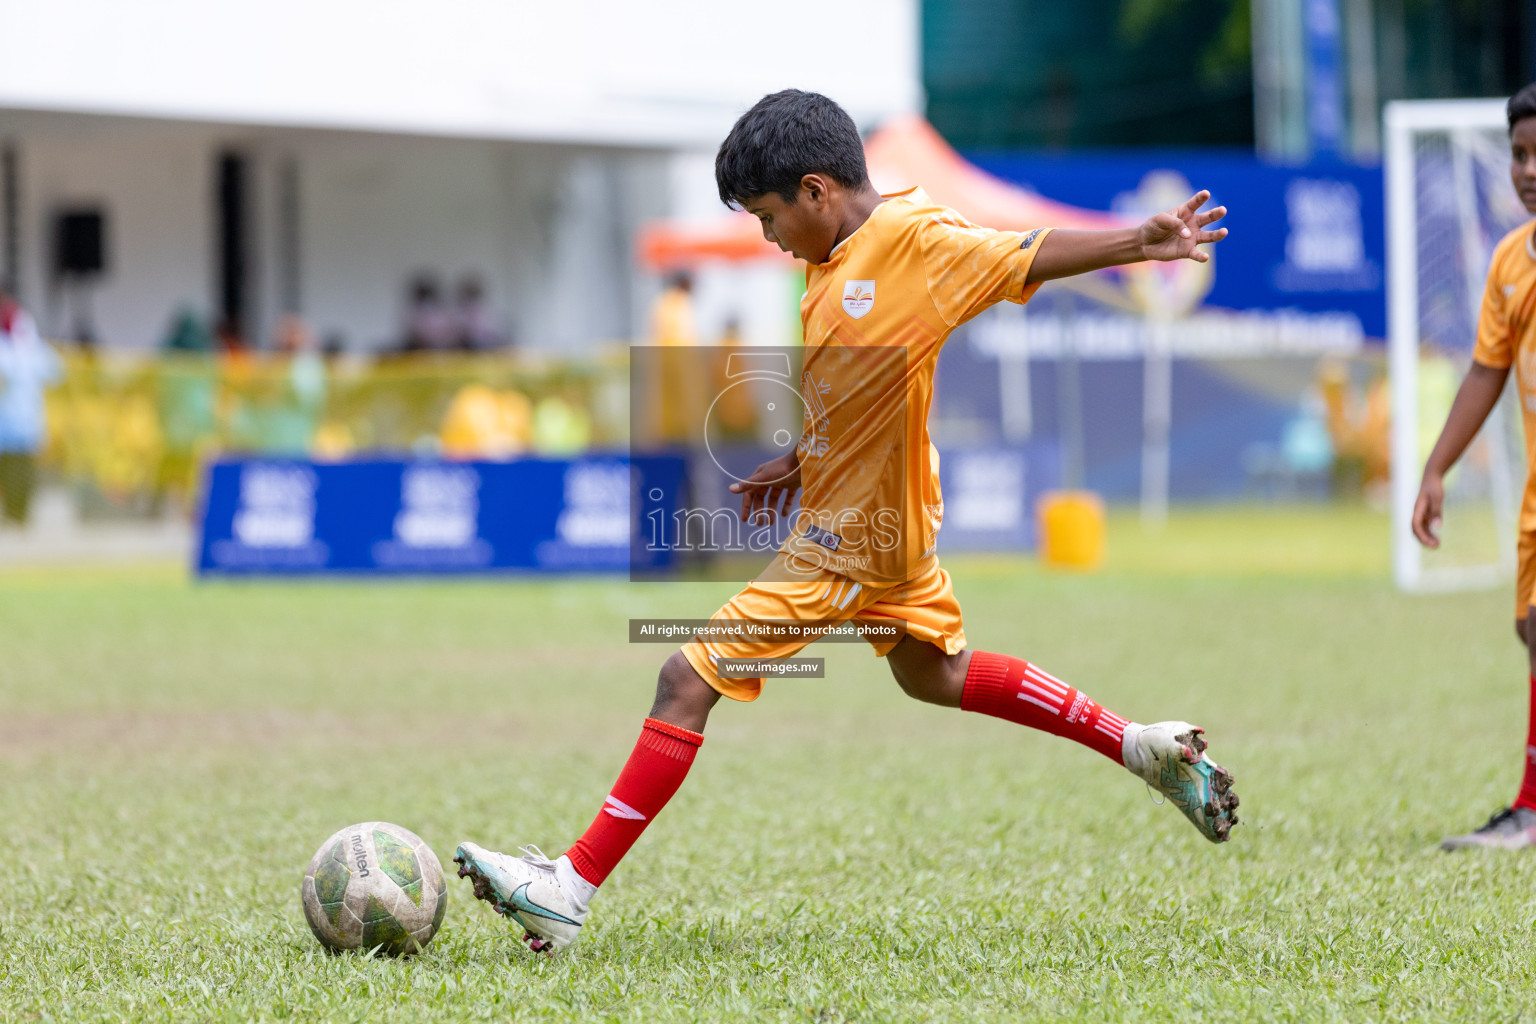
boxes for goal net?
[1387,99,1529,592]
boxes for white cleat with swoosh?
[454,841,589,953]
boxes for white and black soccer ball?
[301,821,448,956]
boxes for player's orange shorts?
[680,550,966,702]
[1517,531,1536,621]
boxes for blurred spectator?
[453,275,506,351]
[404,274,455,352]
[1280,392,1335,477]
[643,273,702,445]
[1317,357,1391,497]
[651,272,697,347]
[711,317,758,439]
[0,285,62,525]
[215,316,251,363]
[440,384,531,458]
[160,307,213,354]
[274,314,313,356]
[532,394,592,455]
[156,308,217,509]
[265,315,327,454]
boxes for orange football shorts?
[680,550,966,702]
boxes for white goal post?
[1387,99,1529,593]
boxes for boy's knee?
[888,643,968,708]
[650,651,720,730]
[895,671,950,706]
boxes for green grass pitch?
[3,505,1536,1021]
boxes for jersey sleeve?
[918,213,1053,327]
[1473,251,1515,369]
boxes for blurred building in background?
[0,0,919,354]
[5,0,1527,356]
[0,0,1527,549]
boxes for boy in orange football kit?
[1414,83,1536,851]
[456,90,1239,953]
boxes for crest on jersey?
[841,280,876,319]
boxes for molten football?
[300,822,447,956]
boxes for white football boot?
[1122,721,1239,843]
[1440,806,1536,851]
[454,842,593,953]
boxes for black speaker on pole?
[54,209,106,276]
[52,208,107,347]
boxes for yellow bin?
[1036,490,1105,570]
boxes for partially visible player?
[1413,83,1536,850]
[455,90,1238,953]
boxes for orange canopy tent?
[635,114,1133,270]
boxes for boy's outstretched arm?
[1412,361,1510,548]
[1025,190,1228,284]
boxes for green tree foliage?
[924,0,1255,148]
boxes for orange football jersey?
[779,187,1051,584]
[1473,220,1536,531]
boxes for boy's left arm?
[1025,190,1228,285]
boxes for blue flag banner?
[935,443,1063,552]
[966,151,1385,338]
[1304,0,1346,155]
[195,455,687,576]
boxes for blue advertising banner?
[196,455,686,576]
[966,150,1385,338]
[935,443,1062,552]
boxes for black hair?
[1510,83,1536,133]
[715,90,871,208]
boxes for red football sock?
[566,717,702,887]
[1515,675,1536,812]
[960,650,1130,764]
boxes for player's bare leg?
[887,636,970,706]
[647,651,722,732]
[886,636,1239,842]
[456,653,717,952]
[1442,609,1536,850]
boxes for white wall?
[8,117,212,347]
[296,134,667,350]
[0,111,671,351]
[0,0,922,353]
[292,135,517,350]
[0,0,921,146]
